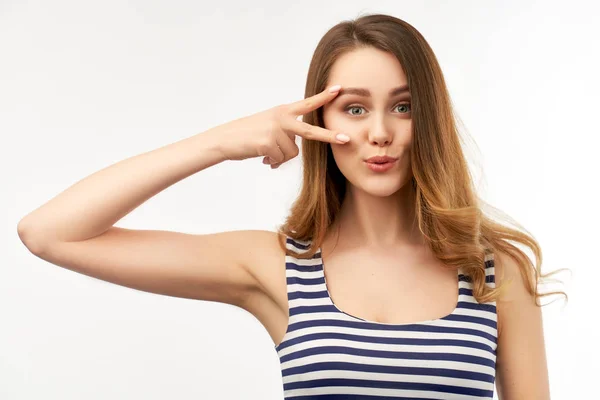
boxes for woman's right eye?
[344,105,365,116]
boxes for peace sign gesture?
[212,85,350,167]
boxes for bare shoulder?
[494,250,532,335]
[493,250,550,398]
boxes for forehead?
[328,47,408,91]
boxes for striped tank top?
[275,236,498,399]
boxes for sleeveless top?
[275,236,498,399]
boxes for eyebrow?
[337,84,410,98]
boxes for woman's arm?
[495,251,551,399]
[16,87,344,309]
[15,130,264,308]
[17,131,226,247]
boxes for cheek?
[330,142,356,172]
[402,121,413,142]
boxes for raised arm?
[16,130,263,308]
[17,84,347,311]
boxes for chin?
[356,179,406,197]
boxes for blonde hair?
[276,13,568,306]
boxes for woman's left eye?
[344,103,411,116]
[395,103,411,113]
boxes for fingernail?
[336,133,350,143]
[328,85,341,93]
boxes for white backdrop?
[2,1,597,399]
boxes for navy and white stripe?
[275,236,497,399]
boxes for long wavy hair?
[276,13,567,305]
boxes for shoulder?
[492,253,551,397]
[493,249,539,339]
[494,250,535,299]
[494,252,542,345]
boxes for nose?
[367,118,393,146]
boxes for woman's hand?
[212,85,350,168]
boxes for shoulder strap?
[484,252,496,289]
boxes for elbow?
[17,218,47,256]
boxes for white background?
[2,1,597,399]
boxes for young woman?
[18,13,564,399]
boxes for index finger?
[286,84,342,116]
[283,118,350,144]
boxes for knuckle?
[272,152,283,163]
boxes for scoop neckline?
[317,245,462,327]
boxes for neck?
[331,180,424,250]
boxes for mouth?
[364,159,397,172]
[365,160,396,165]
[364,156,399,164]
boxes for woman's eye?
[344,103,411,116]
[395,103,411,113]
[347,106,364,116]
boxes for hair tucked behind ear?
[276,12,568,306]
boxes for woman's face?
[322,47,413,198]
